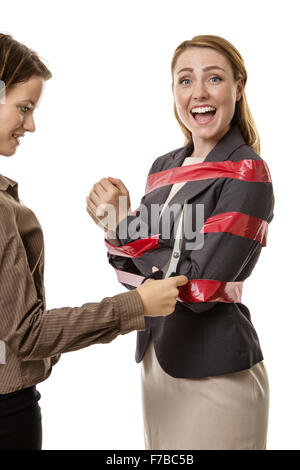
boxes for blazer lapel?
[158,123,246,207]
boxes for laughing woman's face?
[0,75,44,156]
[172,47,244,144]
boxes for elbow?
[6,337,42,361]
[5,324,45,362]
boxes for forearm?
[4,290,145,361]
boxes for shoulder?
[223,144,274,221]
[229,144,272,183]
[230,143,263,162]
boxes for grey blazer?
[107,123,275,378]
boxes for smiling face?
[0,75,44,156]
[172,47,244,152]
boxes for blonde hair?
[171,35,260,155]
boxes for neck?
[190,125,230,160]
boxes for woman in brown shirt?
[0,33,187,450]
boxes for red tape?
[146,159,272,194]
[105,210,268,258]
[201,211,268,246]
[105,234,160,258]
[115,269,243,303]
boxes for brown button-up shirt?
[0,173,145,394]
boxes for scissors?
[141,199,188,283]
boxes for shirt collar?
[173,123,247,166]
[0,173,19,192]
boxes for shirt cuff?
[112,290,146,333]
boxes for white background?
[1,0,299,450]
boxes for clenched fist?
[86,176,133,232]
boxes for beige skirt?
[141,339,269,450]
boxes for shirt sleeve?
[0,202,146,361]
[113,164,275,314]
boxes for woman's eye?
[179,78,191,85]
[19,106,30,113]
[209,76,222,83]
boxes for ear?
[236,77,245,102]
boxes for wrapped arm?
[113,175,274,314]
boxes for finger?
[99,178,118,192]
[89,182,107,201]
[93,179,118,198]
[86,196,98,214]
[86,205,99,223]
[107,177,128,194]
[86,196,106,220]
[172,275,189,287]
[88,190,102,207]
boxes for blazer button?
[173,252,179,258]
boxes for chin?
[1,148,16,157]
[193,126,218,140]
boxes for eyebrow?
[176,65,226,75]
[19,99,36,107]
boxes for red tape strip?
[105,210,268,258]
[146,159,272,194]
[201,211,268,246]
[115,269,243,303]
[105,234,160,258]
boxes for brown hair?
[171,35,260,155]
[0,32,52,93]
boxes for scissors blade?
[161,200,187,279]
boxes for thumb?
[172,275,188,287]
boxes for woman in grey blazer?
[87,35,274,450]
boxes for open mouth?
[11,134,20,144]
[190,107,217,125]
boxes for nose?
[23,113,36,133]
[192,79,209,101]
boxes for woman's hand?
[137,267,188,317]
[86,176,132,232]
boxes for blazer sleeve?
[175,174,274,313]
[106,158,162,290]
[112,162,275,314]
[0,201,145,361]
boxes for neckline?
[184,156,205,162]
[173,124,246,167]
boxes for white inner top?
[159,156,204,218]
